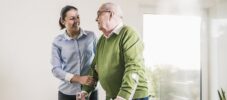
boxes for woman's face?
[63,9,80,32]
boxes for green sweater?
[83,26,148,100]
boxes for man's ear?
[109,11,114,20]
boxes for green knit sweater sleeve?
[82,55,98,93]
[117,27,145,99]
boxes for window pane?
[143,14,201,100]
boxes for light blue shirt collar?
[64,28,87,40]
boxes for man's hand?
[114,96,126,100]
[76,91,88,100]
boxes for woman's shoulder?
[83,29,97,39]
[52,32,65,42]
[84,30,95,35]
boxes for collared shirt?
[103,22,123,38]
[51,28,97,95]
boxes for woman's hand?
[71,75,95,86]
[78,75,95,85]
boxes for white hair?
[101,2,123,19]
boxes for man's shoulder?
[121,25,133,30]
[120,25,137,36]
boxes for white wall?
[0,0,142,100]
[208,0,227,100]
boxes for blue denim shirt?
[51,28,96,95]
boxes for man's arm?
[117,27,146,99]
[82,55,99,94]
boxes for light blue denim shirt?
[51,28,96,95]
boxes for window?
[143,14,201,100]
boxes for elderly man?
[81,2,149,100]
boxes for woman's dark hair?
[59,5,78,29]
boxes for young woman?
[51,5,97,100]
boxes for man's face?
[96,7,111,31]
[63,9,80,32]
